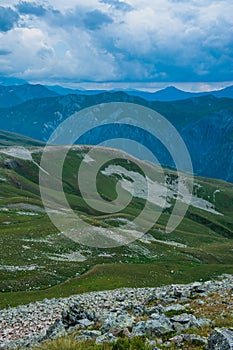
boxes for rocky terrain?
[0,274,232,349]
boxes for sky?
[0,0,233,91]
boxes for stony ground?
[0,274,232,349]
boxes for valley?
[0,133,232,309]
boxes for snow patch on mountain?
[0,146,50,175]
[47,251,87,262]
[83,154,95,164]
[101,165,168,209]
[0,147,33,161]
[0,265,42,272]
[16,211,39,216]
[101,165,223,215]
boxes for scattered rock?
[191,282,207,294]
[170,313,198,331]
[96,332,118,344]
[62,305,96,328]
[0,275,232,349]
[76,318,94,328]
[101,312,135,332]
[132,314,173,337]
[183,333,208,345]
[45,319,66,340]
[75,330,101,341]
[207,328,233,350]
[164,303,186,314]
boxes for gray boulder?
[170,313,200,331]
[183,333,207,345]
[76,318,94,328]
[45,319,66,340]
[96,332,118,344]
[131,321,147,336]
[62,304,96,328]
[75,330,102,341]
[207,328,233,350]
[164,304,186,314]
[101,312,135,332]
[145,304,165,316]
[132,314,173,337]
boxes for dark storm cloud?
[0,6,19,32]
[83,9,113,30]
[45,6,113,31]
[0,0,232,84]
[0,49,11,55]
[15,1,47,17]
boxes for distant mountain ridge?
[0,76,27,86]
[0,82,233,108]
[0,84,58,108]
[46,84,233,101]
[122,85,233,101]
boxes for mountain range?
[0,91,232,183]
[1,82,233,108]
[121,85,233,101]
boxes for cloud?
[0,0,232,84]
[44,6,113,31]
[0,24,117,82]
[0,27,54,76]
[15,1,47,16]
[0,6,19,32]
[37,47,54,60]
[100,0,133,12]
[0,49,11,55]
[97,0,233,82]
[83,9,113,30]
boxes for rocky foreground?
[0,275,233,349]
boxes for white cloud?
[0,0,232,84]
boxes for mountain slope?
[0,76,27,86]
[127,86,204,101]
[209,85,233,99]
[0,144,232,304]
[0,130,45,147]
[0,84,59,108]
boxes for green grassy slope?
[0,144,232,309]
